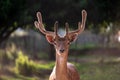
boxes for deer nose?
[60,49,65,53]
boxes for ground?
[0,48,120,80]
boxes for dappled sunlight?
[0,50,54,80]
[5,43,17,53]
[0,48,120,80]
[11,28,28,37]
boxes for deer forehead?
[55,37,67,41]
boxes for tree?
[0,0,120,60]
[0,0,27,45]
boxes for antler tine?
[54,21,59,36]
[80,10,87,31]
[37,12,42,24]
[65,22,69,36]
[69,10,87,35]
[34,12,54,35]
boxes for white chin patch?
[57,51,62,56]
[56,49,64,56]
[57,53,61,56]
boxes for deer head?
[34,10,87,55]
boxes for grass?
[0,75,39,80]
[1,61,120,80]
[70,54,120,80]
[75,62,120,80]
[0,49,120,80]
[0,61,54,80]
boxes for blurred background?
[0,0,120,80]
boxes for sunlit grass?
[0,75,39,80]
[1,61,120,80]
[35,62,54,70]
[1,61,54,80]
[1,49,120,80]
[75,62,120,80]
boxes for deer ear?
[69,33,78,42]
[46,35,54,44]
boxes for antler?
[65,22,69,37]
[34,12,55,36]
[35,10,87,37]
[54,21,59,37]
[67,10,87,35]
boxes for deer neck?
[55,49,69,80]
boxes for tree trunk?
[49,45,55,60]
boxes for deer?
[34,10,87,80]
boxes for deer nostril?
[60,49,65,53]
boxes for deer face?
[53,37,69,53]
[46,33,78,54]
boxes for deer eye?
[67,42,71,45]
[54,42,57,45]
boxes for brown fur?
[49,63,80,80]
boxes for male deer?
[34,10,87,80]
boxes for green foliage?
[0,0,27,44]
[15,51,54,76]
[0,0,11,19]
[0,50,14,65]
[15,51,36,76]
[88,23,94,31]
[1,49,120,80]
[0,0,26,22]
[98,21,109,34]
